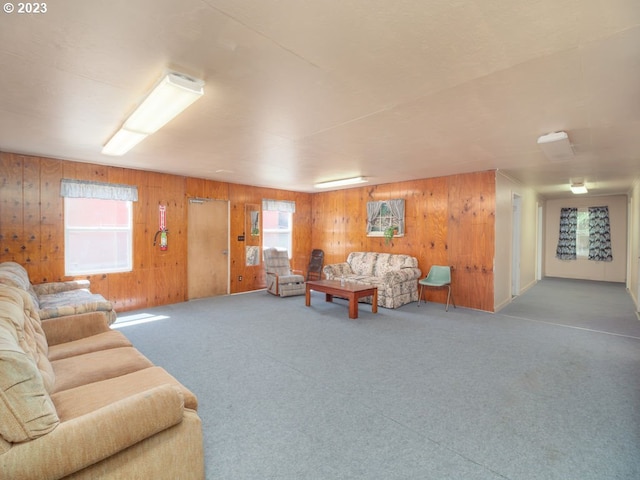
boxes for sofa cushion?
[51,346,154,393]
[52,366,199,421]
[0,348,59,443]
[347,252,379,276]
[0,285,55,392]
[0,262,39,309]
[37,289,114,320]
[372,253,418,277]
[47,330,132,361]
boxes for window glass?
[65,198,133,275]
[262,210,292,254]
[576,208,589,258]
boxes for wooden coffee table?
[305,279,378,319]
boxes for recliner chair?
[263,248,306,297]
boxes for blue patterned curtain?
[556,207,577,260]
[588,206,612,261]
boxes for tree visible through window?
[64,198,133,275]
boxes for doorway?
[187,198,229,300]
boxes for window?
[262,210,292,253]
[366,199,405,237]
[555,205,612,262]
[262,199,295,255]
[60,179,137,276]
[575,208,589,258]
[64,198,133,275]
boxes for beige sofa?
[323,252,422,308]
[0,284,204,479]
[0,261,117,325]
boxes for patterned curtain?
[366,201,383,233]
[588,206,612,261]
[387,199,405,233]
[556,207,577,260]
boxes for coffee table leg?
[325,293,333,303]
[305,285,311,307]
[348,293,358,319]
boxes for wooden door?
[187,199,229,299]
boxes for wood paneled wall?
[0,152,312,311]
[311,171,495,311]
[1,151,494,312]
[226,183,312,293]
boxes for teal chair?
[417,265,456,311]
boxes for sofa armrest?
[41,311,112,346]
[0,385,184,480]
[322,262,353,279]
[32,280,90,296]
[382,267,423,283]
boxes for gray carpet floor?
[114,278,640,479]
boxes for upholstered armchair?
[263,248,306,297]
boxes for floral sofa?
[0,283,204,479]
[323,252,422,308]
[0,261,116,325]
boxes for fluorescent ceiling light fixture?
[570,183,588,194]
[537,131,574,161]
[314,176,368,189]
[101,129,148,156]
[102,72,204,156]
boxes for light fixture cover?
[314,176,368,189]
[537,131,574,161]
[102,72,205,156]
[570,183,588,194]
[101,129,148,156]
[124,73,204,134]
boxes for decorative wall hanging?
[366,199,405,240]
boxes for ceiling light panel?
[314,176,368,189]
[537,131,574,161]
[124,73,204,134]
[102,72,204,156]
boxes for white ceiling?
[1,0,639,197]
